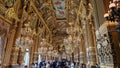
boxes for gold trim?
[0,14,12,25]
[31,0,52,43]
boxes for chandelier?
[39,38,55,57]
[104,0,120,22]
[63,35,80,55]
[66,25,77,34]
[15,22,34,49]
[40,39,50,46]
[63,35,80,46]
[104,0,120,46]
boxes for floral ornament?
[5,8,19,21]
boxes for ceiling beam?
[0,14,12,25]
[30,0,52,43]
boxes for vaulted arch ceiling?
[0,0,94,52]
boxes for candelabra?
[104,0,120,67]
[104,0,120,47]
[104,0,120,22]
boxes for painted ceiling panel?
[52,0,66,19]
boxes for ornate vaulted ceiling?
[0,0,83,52]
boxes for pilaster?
[82,22,89,66]
[79,37,85,65]
[2,23,17,67]
[29,44,35,64]
[29,35,39,64]
[10,21,23,66]
[10,46,19,65]
[17,48,25,65]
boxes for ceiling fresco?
[52,0,66,19]
[0,0,82,53]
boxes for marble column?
[2,23,17,67]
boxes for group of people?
[29,59,100,68]
[31,59,74,68]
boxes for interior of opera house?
[0,0,120,68]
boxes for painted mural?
[53,0,66,19]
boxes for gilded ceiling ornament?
[87,3,93,19]
[6,0,14,7]
[59,44,64,52]
[34,0,40,6]
[5,7,18,20]
[28,13,38,29]
[79,0,87,19]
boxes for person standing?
[95,64,100,68]
[46,62,50,68]
[70,62,74,68]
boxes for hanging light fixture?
[104,0,120,47]
[15,22,34,49]
[104,0,120,22]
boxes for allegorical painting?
[52,0,66,19]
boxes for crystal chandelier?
[15,22,34,49]
[63,35,80,55]
[63,35,80,46]
[40,39,49,46]
[104,0,120,22]
[47,46,53,56]
[104,0,120,47]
